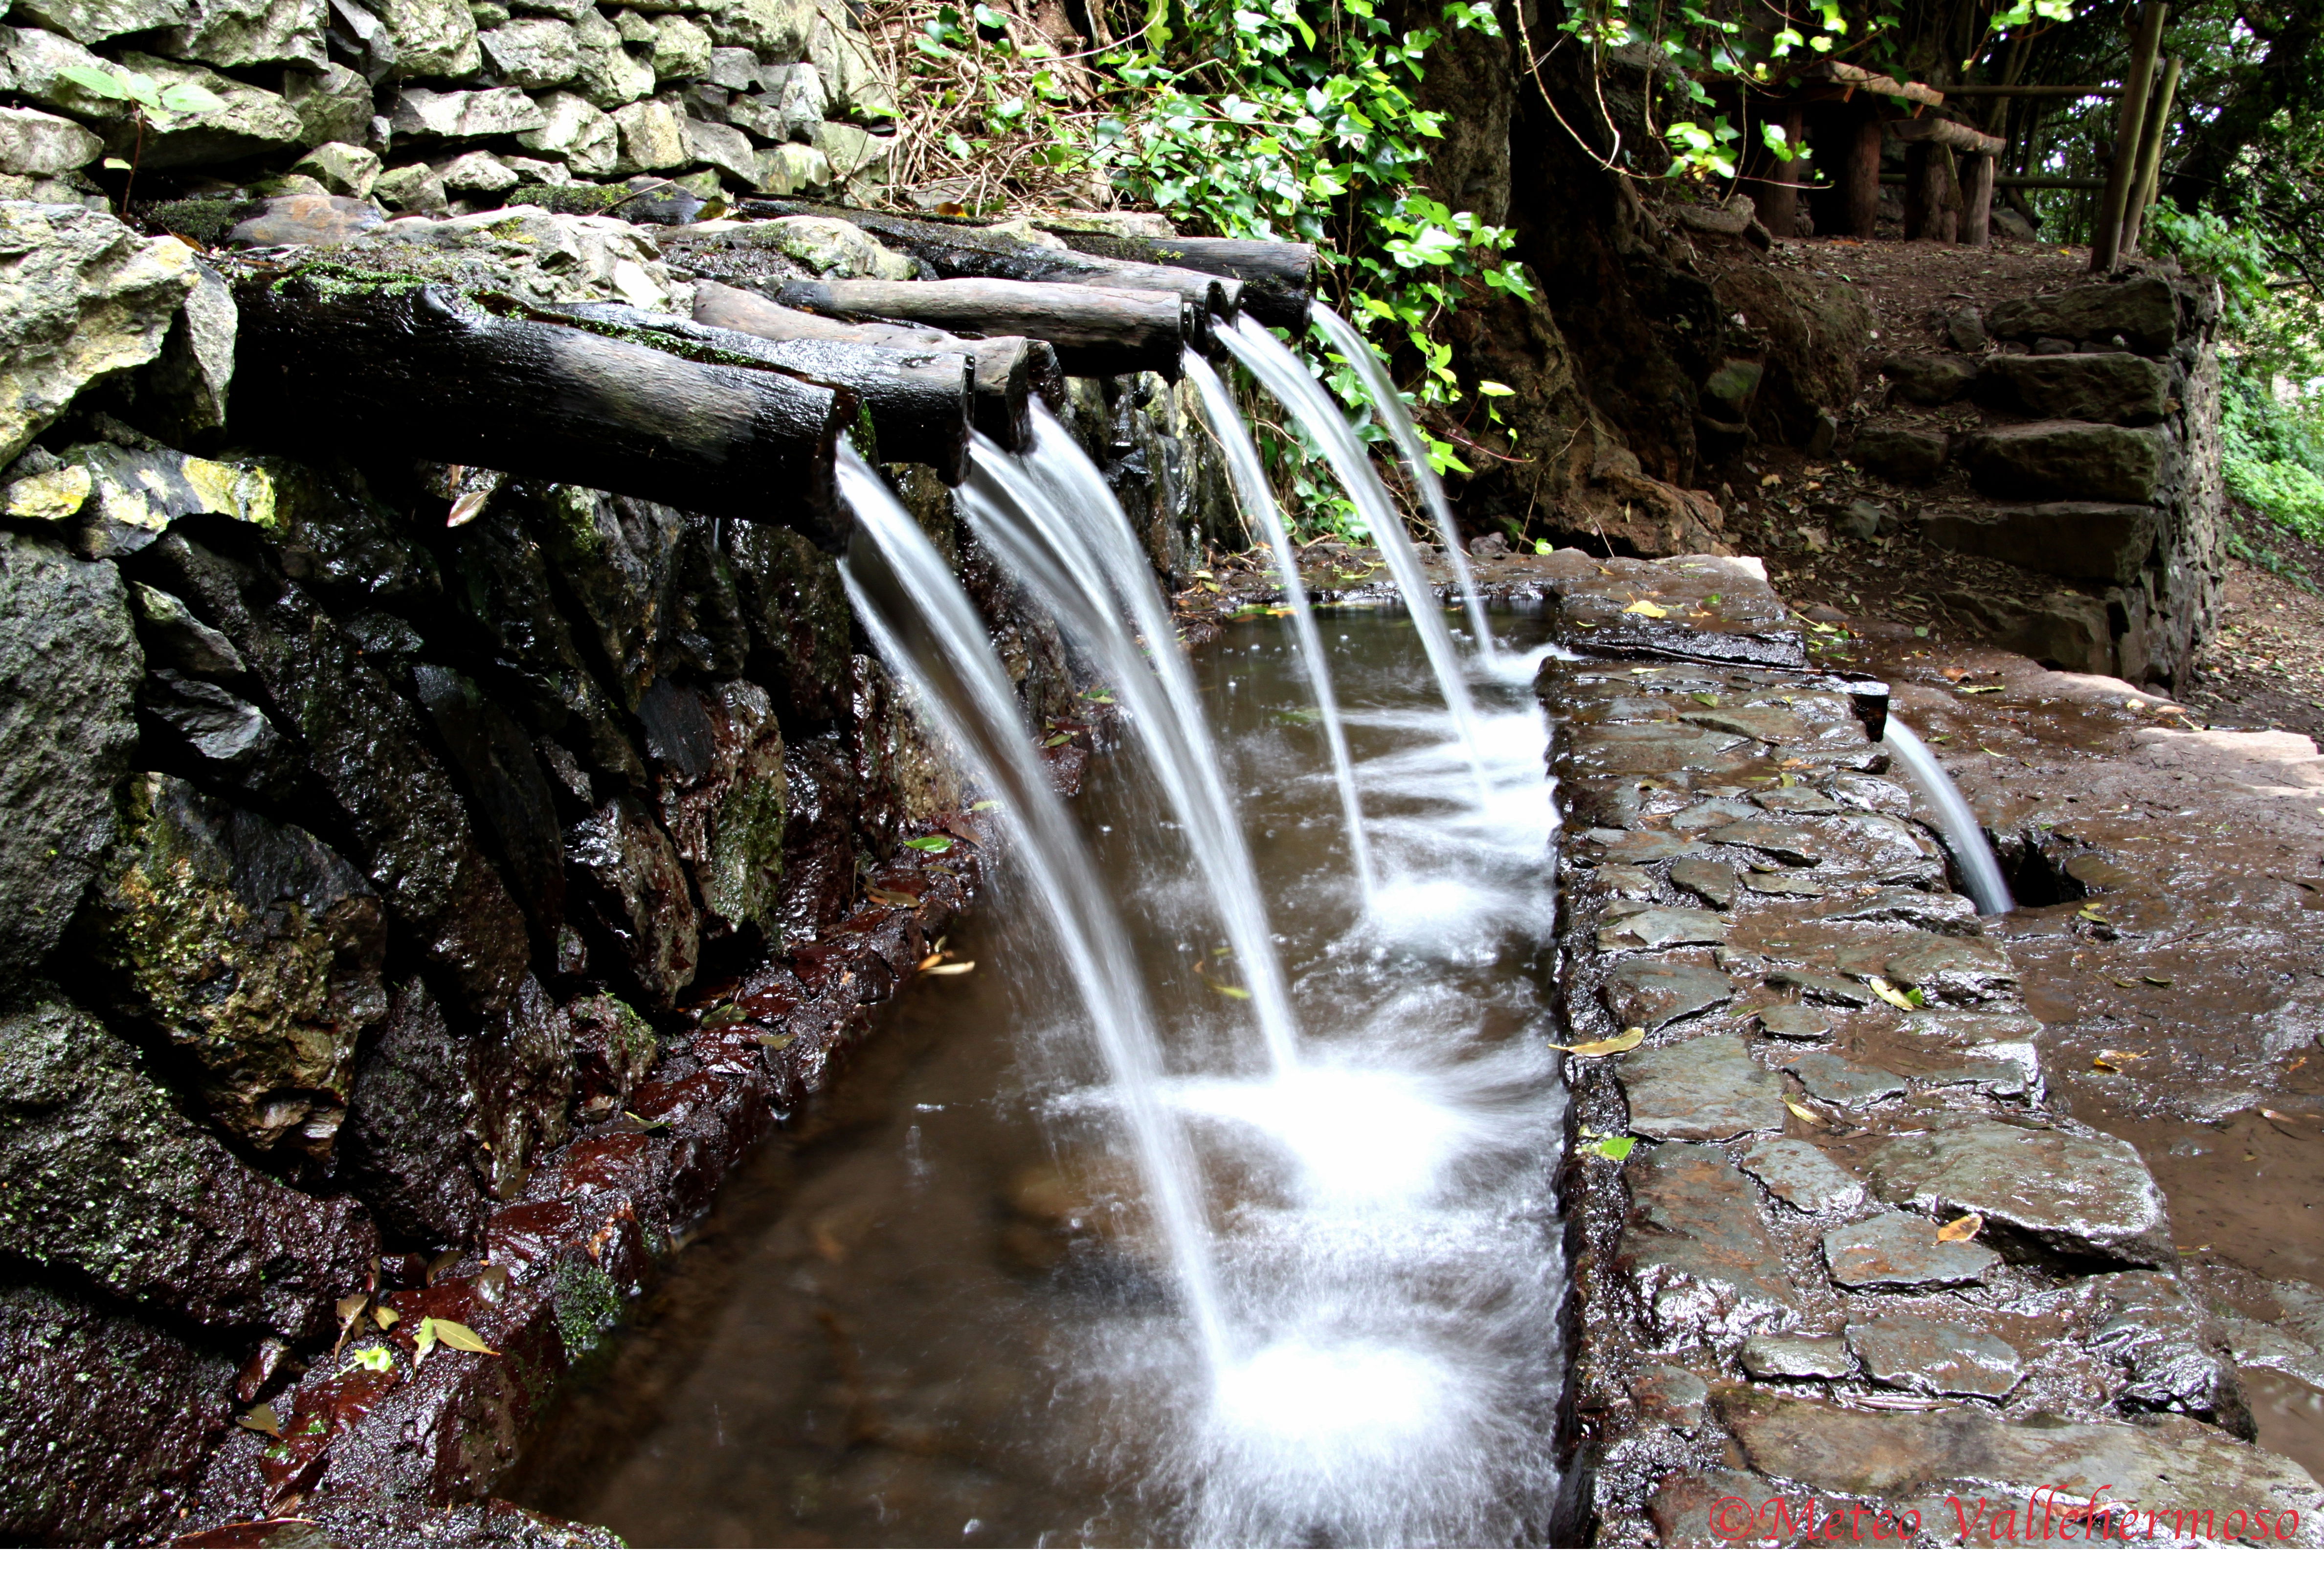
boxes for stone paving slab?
[1538,554,2321,1546]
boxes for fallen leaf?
[1587,1135,1638,1162]
[344,1345,393,1373]
[237,1404,283,1438]
[1563,1027,1646,1058]
[1866,976,1918,1010]
[1941,667,1969,681]
[372,1305,400,1330]
[922,960,976,976]
[1622,600,1670,619]
[1936,1214,1984,1243]
[697,1002,747,1025]
[968,799,1000,812]
[424,1249,461,1286]
[1785,1099,1826,1124]
[336,1294,367,1326]
[415,1318,496,1366]
[2092,1058,2120,1073]
[1208,982,1253,1000]
[865,886,921,907]
[1960,684,2005,694]
[446,491,491,528]
[2141,975,2172,987]
[903,835,954,853]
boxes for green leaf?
[1476,380,1515,397]
[903,835,955,852]
[345,1344,394,1373]
[56,64,134,99]
[158,80,225,114]
[420,1317,497,1357]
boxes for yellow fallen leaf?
[237,1403,283,1438]
[1785,1099,1825,1124]
[1936,1214,1984,1243]
[1622,600,1670,619]
[1866,976,1917,1010]
[446,490,492,528]
[372,1304,401,1330]
[2092,1058,2120,1073]
[416,1317,497,1362]
[1208,981,1253,1000]
[922,960,976,975]
[1564,1027,1646,1058]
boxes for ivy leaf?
[158,81,225,115]
[902,835,954,852]
[345,1344,394,1373]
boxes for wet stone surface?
[1541,554,2318,1547]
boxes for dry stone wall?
[1851,270,2224,690]
[1532,550,2319,1546]
[0,181,1240,1543]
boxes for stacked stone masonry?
[1535,549,2321,1548]
[1849,272,2225,690]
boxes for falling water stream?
[1181,349,1377,903]
[1308,304,1496,654]
[1881,718,2016,916]
[1215,315,1495,807]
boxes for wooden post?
[1752,107,1806,240]
[1961,152,1996,244]
[2091,0,2166,272]
[1934,145,1961,242]
[1847,111,1884,239]
[2119,55,2182,257]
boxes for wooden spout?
[765,276,1184,379]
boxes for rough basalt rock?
[338,976,491,1246]
[0,1281,237,1545]
[76,773,387,1162]
[1617,1032,1786,1140]
[0,202,198,467]
[1881,353,1977,406]
[1920,501,2161,586]
[1957,419,2167,505]
[162,0,329,67]
[0,997,375,1336]
[652,677,788,942]
[564,792,700,1008]
[1986,276,2179,356]
[1620,1142,1801,1339]
[138,531,532,1014]
[0,530,143,997]
[1977,352,2168,426]
[1862,1118,2174,1267]
[412,663,567,940]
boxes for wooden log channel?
[1886,116,2006,156]
[1038,229,1317,332]
[691,279,1064,452]
[547,298,974,481]
[765,276,1185,380]
[230,268,859,550]
[736,199,1247,343]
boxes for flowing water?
[1880,718,2016,916]
[1214,315,1494,807]
[1308,303,1495,654]
[959,408,1304,1076]
[1181,349,1376,904]
[512,593,1570,1546]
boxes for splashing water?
[959,407,1305,1077]
[1309,303,1495,655]
[1181,349,1377,904]
[1216,314,1494,808]
[833,439,1231,1369]
[1883,718,2016,915]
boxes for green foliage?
[54,63,224,118]
[2223,376,2324,543]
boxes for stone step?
[1957,419,2167,504]
[1919,500,2161,585]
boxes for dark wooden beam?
[766,276,1185,379]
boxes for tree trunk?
[1848,112,1884,239]
[231,273,858,550]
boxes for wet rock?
[1782,1050,1907,1108]
[138,673,305,804]
[1977,352,2168,426]
[1565,721,1750,777]
[129,580,242,674]
[1987,277,2178,356]
[567,987,658,1104]
[77,774,386,1161]
[1632,1363,1710,1427]
[1957,420,2166,505]
[1670,856,1738,909]
[1714,1385,2321,1540]
[1766,966,1875,1006]
[1740,1136,1866,1212]
[0,202,197,466]
[1604,957,1734,1029]
[1847,1313,2024,1397]
[103,52,305,167]
[1895,1011,2042,1097]
[1863,1119,2172,1267]
[1713,813,1942,882]
[565,793,700,1008]
[0,106,101,174]
[338,976,488,1244]
[1740,1333,1853,1379]
[775,732,859,943]
[655,679,787,942]
[224,191,385,247]
[1832,928,2016,1005]
[1670,797,1758,831]
[58,441,276,558]
[1743,871,1826,897]
[412,664,565,938]
[131,258,237,444]
[1619,1032,1786,1141]
[1823,1210,2002,1289]
[1598,907,1727,951]
[142,534,530,1012]
[0,1281,235,1545]
[1851,424,1948,485]
[0,531,141,996]
[1751,784,1838,814]
[1647,1466,1796,1548]
[526,485,688,708]
[1882,353,1978,406]
[1819,886,1982,936]
[0,996,375,1334]
[1758,1003,1831,1039]
[1583,825,1694,864]
[470,971,572,1198]
[2083,1270,2246,1427]
[1620,1142,1800,1337]
[1919,500,2161,586]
